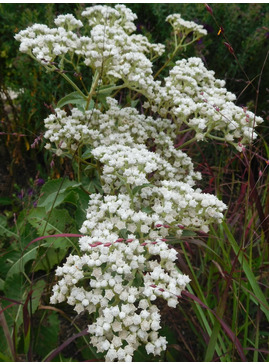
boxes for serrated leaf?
[27,207,79,254]
[28,208,75,241]
[62,190,79,206]
[57,91,87,108]
[33,247,68,272]
[38,178,81,212]
[74,189,90,228]
[31,280,46,314]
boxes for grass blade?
[182,290,247,361]
[222,221,269,321]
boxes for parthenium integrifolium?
[15,4,262,361]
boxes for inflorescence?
[15,4,263,361]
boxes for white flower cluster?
[44,97,200,184]
[92,144,179,192]
[16,4,263,362]
[147,57,263,149]
[50,238,190,361]
[15,5,263,150]
[43,93,226,362]
[15,5,164,97]
[79,5,164,95]
[81,4,137,34]
[166,13,207,38]
[14,14,82,64]
[78,181,226,253]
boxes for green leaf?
[0,278,4,291]
[57,91,87,109]
[33,247,68,272]
[38,178,81,212]
[62,190,79,206]
[5,247,39,279]
[31,280,46,313]
[0,351,12,361]
[141,206,153,214]
[81,173,103,195]
[96,93,108,108]
[0,215,19,238]
[181,230,196,237]
[27,207,79,254]
[0,197,12,206]
[34,311,60,360]
[81,147,93,160]
[133,345,154,362]
[74,189,90,228]
[23,323,31,355]
[97,84,117,96]
[28,207,72,236]
[133,271,143,287]
[28,207,75,240]
[131,99,139,108]
[0,248,22,280]
[132,183,153,196]
[119,229,128,239]
[3,273,25,331]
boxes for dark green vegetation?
[0,3,268,362]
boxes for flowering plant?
[15,4,263,361]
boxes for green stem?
[98,84,127,95]
[75,154,97,168]
[60,72,87,99]
[0,304,17,361]
[208,134,226,142]
[154,35,201,79]
[29,52,87,99]
[86,70,100,110]
[76,146,82,183]
[175,136,197,149]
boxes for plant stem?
[86,70,100,110]
[59,72,87,99]
[154,36,201,79]
[175,136,197,149]
[0,304,17,361]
